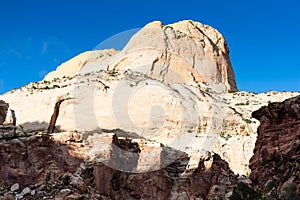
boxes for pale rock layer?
[1,20,299,176]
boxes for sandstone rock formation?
[0,20,299,188]
[0,100,16,127]
[0,100,9,125]
[44,20,237,91]
[102,20,237,91]
[0,132,85,186]
[250,95,300,195]
[44,49,119,81]
[2,68,298,176]
[0,131,238,199]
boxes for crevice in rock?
[47,97,73,134]
[150,57,159,76]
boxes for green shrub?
[244,119,253,124]
[43,86,50,90]
[230,182,262,200]
[62,174,71,185]
[235,101,249,106]
[281,183,299,200]
[52,85,60,88]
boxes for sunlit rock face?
[45,20,237,91]
[1,20,299,177]
[44,49,119,81]
[101,20,237,91]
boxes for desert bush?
[230,182,262,200]
[235,101,249,106]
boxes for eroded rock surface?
[0,131,238,199]
[0,20,299,182]
[0,100,9,125]
[103,20,237,91]
[44,49,119,81]
[250,95,300,194]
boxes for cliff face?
[1,20,299,177]
[0,131,238,200]
[250,95,300,193]
[0,100,9,125]
[1,20,300,199]
[43,20,237,91]
[107,20,237,91]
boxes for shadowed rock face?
[250,95,300,192]
[0,132,238,199]
[0,100,16,126]
[0,100,9,125]
[0,133,85,186]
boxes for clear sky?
[0,0,299,94]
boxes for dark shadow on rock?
[93,134,190,199]
[100,128,143,139]
[108,134,141,172]
[0,129,237,199]
[0,132,83,186]
[18,121,61,134]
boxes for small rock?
[15,187,32,199]
[225,191,233,198]
[55,188,71,200]
[10,183,19,192]
[15,194,23,200]
[70,175,87,193]
[21,187,31,195]
[30,190,36,195]
[238,177,252,184]
[65,193,82,200]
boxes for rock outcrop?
[2,68,298,176]
[0,131,238,199]
[0,100,9,125]
[250,95,300,194]
[103,20,237,91]
[1,20,299,180]
[44,49,119,81]
[44,20,237,91]
[0,100,16,126]
[0,132,86,186]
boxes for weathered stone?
[64,193,82,200]
[44,49,119,81]
[0,100,8,125]
[55,188,71,200]
[250,95,300,193]
[10,183,19,192]
[70,175,87,193]
[1,194,15,200]
[0,132,86,186]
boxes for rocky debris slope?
[250,95,300,196]
[0,131,239,200]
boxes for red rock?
[250,95,300,192]
[1,194,15,200]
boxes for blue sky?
[0,0,299,94]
